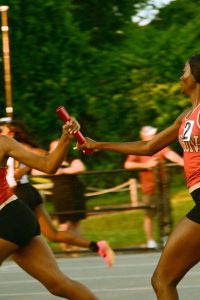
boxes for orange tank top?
[125,147,170,194]
[0,167,14,204]
[179,104,200,189]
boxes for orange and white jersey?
[179,104,200,192]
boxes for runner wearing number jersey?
[78,54,200,300]
[179,105,200,191]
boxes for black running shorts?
[0,199,40,246]
[13,183,44,209]
[187,188,200,224]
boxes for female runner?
[78,54,200,300]
[0,120,114,267]
[0,116,99,300]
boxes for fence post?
[129,178,138,207]
[155,162,173,246]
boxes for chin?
[181,87,188,95]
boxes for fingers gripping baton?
[56,106,93,155]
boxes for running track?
[0,251,200,299]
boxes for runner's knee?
[151,269,178,295]
[45,275,70,297]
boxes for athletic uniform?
[0,167,40,246]
[179,104,200,223]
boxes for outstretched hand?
[76,137,98,151]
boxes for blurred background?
[0,0,198,251]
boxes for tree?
[72,0,145,47]
[0,0,200,171]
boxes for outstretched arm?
[78,114,183,156]
[2,118,80,173]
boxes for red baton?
[56,106,93,155]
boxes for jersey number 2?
[182,120,194,141]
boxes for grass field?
[43,169,194,251]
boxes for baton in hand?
[56,106,93,155]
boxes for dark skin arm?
[78,111,188,155]
[14,165,31,181]
[14,145,48,180]
[0,118,80,173]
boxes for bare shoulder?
[174,107,191,125]
[0,136,13,166]
[0,135,17,147]
[0,135,23,156]
[0,135,11,148]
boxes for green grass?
[82,189,193,247]
[44,172,194,251]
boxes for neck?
[191,85,200,108]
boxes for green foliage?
[0,0,95,146]
[72,0,143,47]
[0,0,200,169]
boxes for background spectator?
[47,139,87,250]
[124,125,184,248]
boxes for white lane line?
[1,270,200,284]
[0,284,200,297]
